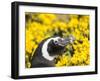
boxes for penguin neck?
[42,38,56,61]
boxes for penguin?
[31,35,75,68]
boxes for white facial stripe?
[58,43,65,46]
[42,38,56,61]
[53,37,60,42]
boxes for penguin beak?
[58,35,75,46]
[65,35,75,44]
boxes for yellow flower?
[71,57,78,65]
[68,18,78,28]
[38,14,56,25]
[55,55,69,67]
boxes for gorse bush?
[25,13,90,68]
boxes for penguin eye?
[54,40,58,44]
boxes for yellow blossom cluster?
[25,13,90,68]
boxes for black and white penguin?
[31,36,75,68]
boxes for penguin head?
[47,36,75,56]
